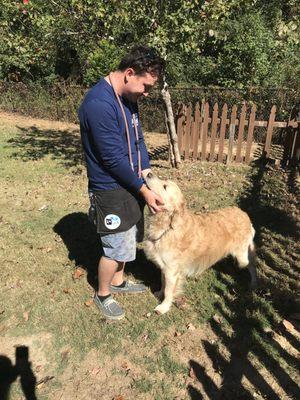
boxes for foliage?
[0,0,299,89]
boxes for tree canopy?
[1,0,299,88]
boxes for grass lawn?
[0,111,299,400]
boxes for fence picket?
[192,102,200,160]
[209,103,219,161]
[184,103,192,160]
[245,104,257,163]
[218,103,228,162]
[264,105,276,158]
[236,104,246,162]
[176,103,184,155]
[176,101,298,165]
[201,102,210,161]
[226,105,237,164]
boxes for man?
[78,46,165,320]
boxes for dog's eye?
[163,184,167,190]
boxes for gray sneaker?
[110,280,147,294]
[94,295,125,320]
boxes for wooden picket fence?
[176,102,299,165]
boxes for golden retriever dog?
[143,172,257,315]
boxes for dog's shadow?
[53,212,160,291]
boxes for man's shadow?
[0,346,37,400]
[53,212,160,292]
[53,212,100,289]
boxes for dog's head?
[145,172,185,214]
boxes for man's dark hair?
[118,46,165,76]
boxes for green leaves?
[0,0,299,89]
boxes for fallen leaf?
[174,331,182,337]
[262,326,273,334]
[61,349,70,360]
[203,204,209,210]
[113,396,125,400]
[145,312,151,318]
[73,267,85,280]
[63,288,71,294]
[175,296,187,310]
[38,205,48,212]
[84,299,93,307]
[36,376,54,386]
[45,247,52,253]
[89,367,101,377]
[189,366,196,379]
[187,323,196,331]
[23,311,29,322]
[121,361,130,372]
[282,319,295,332]
[212,314,222,323]
[35,365,43,373]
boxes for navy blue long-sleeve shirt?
[78,78,151,192]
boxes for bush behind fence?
[0,81,298,133]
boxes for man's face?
[123,69,158,103]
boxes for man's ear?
[125,68,135,80]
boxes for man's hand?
[140,184,164,214]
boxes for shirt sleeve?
[84,99,144,192]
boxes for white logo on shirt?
[104,214,121,230]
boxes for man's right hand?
[140,184,164,214]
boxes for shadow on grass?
[7,125,84,170]
[0,346,37,400]
[188,162,300,399]
[53,212,100,290]
[53,212,161,293]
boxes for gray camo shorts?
[100,225,137,262]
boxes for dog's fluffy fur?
[143,174,257,314]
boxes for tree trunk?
[161,80,181,168]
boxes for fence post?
[201,102,210,161]
[218,103,228,163]
[245,104,257,164]
[236,104,247,163]
[184,103,192,160]
[176,103,184,156]
[192,102,200,160]
[264,105,276,159]
[227,105,237,164]
[209,103,219,162]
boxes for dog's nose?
[147,172,153,179]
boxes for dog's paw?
[154,303,170,315]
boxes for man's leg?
[111,262,125,287]
[97,256,122,296]
[95,256,125,320]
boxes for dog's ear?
[170,201,185,229]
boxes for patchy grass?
[0,112,299,400]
